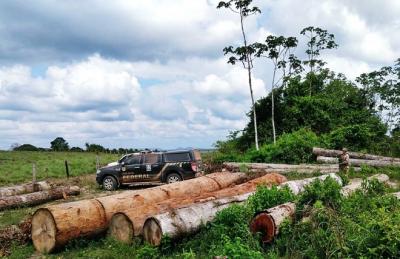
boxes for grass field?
[0,151,119,186]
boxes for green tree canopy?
[50,137,69,151]
[13,144,39,151]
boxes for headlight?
[96,169,101,174]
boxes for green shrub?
[247,128,321,164]
[247,185,295,213]
[297,176,343,210]
[327,123,385,151]
[270,179,400,259]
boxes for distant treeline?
[11,137,142,154]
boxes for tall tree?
[217,0,261,150]
[300,27,338,95]
[50,137,69,151]
[357,58,400,130]
[254,36,299,143]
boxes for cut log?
[223,162,349,174]
[143,192,252,246]
[109,173,287,243]
[250,174,389,243]
[141,174,340,246]
[250,202,296,243]
[317,156,400,167]
[313,147,400,162]
[0,181,51,198]
[97,172,247,222]
[341,174,389,196]
[32,172,246,253]
[0,186,80,211]
[280,173,342,195]
[32,199,106,254]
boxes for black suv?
[96,149,202,190]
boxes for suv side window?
[164,152,191,162]
[125,155,141,165]
[143,154,160,164]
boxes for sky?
[0,0,399,150]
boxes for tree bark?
[240,6,259,151]
[0,181,51,198]
[108,173,287,244]
[97,172,247,221]
[223,162,358,174]
[0,186,79,211]
[313,147,400,162]
[142,174,341,246]
[271,66,277,144]
[250,174,389,243]
[31,172,246,253]
[142,193,252,246]
[279,173,342,195]
[317,156,400,167]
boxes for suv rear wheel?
[166,173,182,184]
[103,176,118,191]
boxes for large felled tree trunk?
[0,181,50,198]
[0,186,79,211]
[313,147,400,162]
[108,173,287,244]
[141,174,340,246]
[223,162,355,174]
[143,193,252,246]
[317,156,400,167]
[31,172,246,253]
[279,173,342,195]
[250,174,389,243]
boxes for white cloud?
[0,54,266,149]
[0,0,399,149]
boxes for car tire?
[166,173,182,184]
[103,176,118,191]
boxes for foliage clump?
[268,178,400,259]
[247,128,320,163]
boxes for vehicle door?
[121,154,142,183]
[141,153,163,180]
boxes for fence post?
[32,163,37,191]
[96,154,100,170]
[65,160,70,178]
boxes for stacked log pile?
[142,174,340,246]
[313,147,400,162]
[31,172,247,253]
[109,173,286,245]
[313,147,400,167]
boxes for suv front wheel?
[166,173,182,184]
[103,176,118,191]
